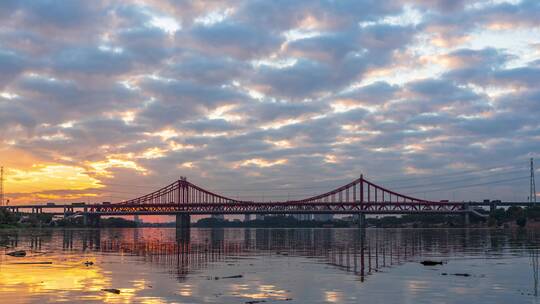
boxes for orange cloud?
[7,164,102,194]
[86,157,148,177]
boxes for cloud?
[0,50,28,88]
[137,77,250,129]
[114,27,171,65]
[411,0,468,12]
[8,74,139,126]
[0,0,539,205]
[339,81,399,104]
[186,20,283,58]
[239,0,402,30]
[162,52,250,84]
[52,47,134,75]
[0,97,36,131]
[14,0,107,28]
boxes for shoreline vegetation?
[1,206,539,229]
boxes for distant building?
[314,214,333,221]
[293,214,312,221]
[211,214,225,220]
[343,215,355,222]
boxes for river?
[0,228,539,303]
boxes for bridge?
[1,175,533,228]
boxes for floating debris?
[102,288,121,294]
[6,250,26,257]
[420,260,443,266]
[84,261,94,266]
[245,301,266,304]
[442,273,471,277]
[11,262,52,265]
[214,274,244,280]
[222,275,243,279]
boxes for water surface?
[0,228,539,303]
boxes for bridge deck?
[2,201,532,216]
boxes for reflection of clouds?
[324,290,343,303]
[178,284,192,297]
[232,283,290,300]
[0,234,174,303]
[0,255,110,301]
[448,287,471,295]
[407,280,431,294]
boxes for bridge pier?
[490,203,496,214]
[83,214,100,228]
[463,203,470,227]
[176,226,190,242]
[93,215,101,227]
[358,213,367,229]
[244,214,252,222]
[64,207,75,218]
[176,213,190,230]
[175,214,190,242]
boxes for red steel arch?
[118,177,248,205]
[289,175,435,204]
[118,175,436,205]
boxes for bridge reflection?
[2,228,540,302]
[9,228,518,284]
[80,228,398,282]
[2,228,538,287]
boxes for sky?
[0,0,539,206]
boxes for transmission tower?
[531,158,537,205]
[0,167,3,206]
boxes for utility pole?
[0,166,4,206]
[531,158,537,205]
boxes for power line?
[377,162,526,186]
[405,176,529,196]
[196,165,526,195]
[389,169,524,191]
[213,161,527,192]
